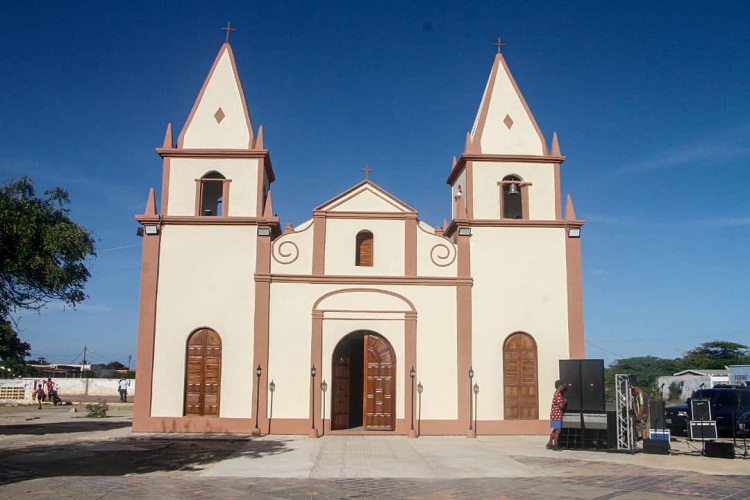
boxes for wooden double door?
[331,332,395,431]
[503,332,538,419]
[184,328,222,416]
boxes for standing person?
[118,378,129,402]
[631,383,649,441]
[546,380,567,449]
[45,377,56,405]
[35,385,45,409]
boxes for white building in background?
[133,40,585,436]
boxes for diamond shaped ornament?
[214,107,226,124]
[503,114,514,129]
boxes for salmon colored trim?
[252,229,272,434]
[310,311,323,437]
[405,312,417,437]
[314,180,417,214]
[194,179,201,216]
[405,218,417,276]
[466,161,474,219]
[256,157,264,218]
[157,149,276,183]
[446,154,565,185]
[469,54,500,154]
[132,416,255,433]
[312,287,416,312]
[271,241,300,265]
[137,215,262,225]
[312,214,326,275]
[455,227,472,435]
[161,157,171,216]
[497,54,549,155]
[521,184,530,220]
[263,274,471,287]
[176,44,255,149]
[312,211,419,221]
[132,225,161,432]
[221,179,231,216]
[445,219,583,236]
[566,230,585,358]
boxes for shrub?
[85,401,109,417]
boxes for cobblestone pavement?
[1,404,749,499]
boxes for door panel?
[503,332,538,420]
[364,334,395,430]
[332,353,351,430]
[184,328,222,417]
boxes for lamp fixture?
[567,227,581,238]
[458,227,472,237]
[258,227,271,236]
[144,225,158,235]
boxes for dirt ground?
[0,404,251,486]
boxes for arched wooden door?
[184,328,222,416]
[503,332,538,419]
[331,332,395,431]
[364,334,395,430]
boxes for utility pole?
[127,355,132,378]
[82,345,88,378]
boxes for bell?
[506,183,519,195]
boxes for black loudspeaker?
[691,399,711,421]
[705,440,735,459]
[689,421,718,440]
[581,359,605,412]
[559,360,582,411]
[643,438,670,455]
[649,400,666,431]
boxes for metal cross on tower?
[493,37,506,53]
[221,22,236,43]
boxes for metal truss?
[615,374,635,451]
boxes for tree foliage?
[0,177,96,363]
[604,356,682,397]
[679,341,750,370]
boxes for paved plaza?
[0,404,748,499]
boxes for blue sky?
[2,1,748,368]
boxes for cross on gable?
[493,37,506,53]
[221,21,236,43]
[361,164,374,180]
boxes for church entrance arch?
[331,331,395,431]
[184,328,222,417]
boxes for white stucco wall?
[416,222,457,277]
[181,48,252,149]
[266,284,458,421]
[151,225,257,418]
[469,226,569,420]
[472,161,556,220]
[166,158,260,217]
[476,60,544,156]
[270,219,314,274]
[324,219,405,276]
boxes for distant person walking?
[546,380,567,450]
[118,378,129,402]
[35,385,45,409]
[45,377,58,405]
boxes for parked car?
[665,403,688,436]
[737,410,750,436]
[687,384,750,436]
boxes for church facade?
[133,41,585,436]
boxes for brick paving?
[0,404,749,499]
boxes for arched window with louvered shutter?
[355,230,374,267]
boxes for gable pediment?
[316,181,416,215]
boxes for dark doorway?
[331,331,395,431]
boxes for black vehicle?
[665,403,688,436]
[687,385,750,436]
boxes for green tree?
[605,356,681,398]
[679,341,750,370]
[0,177,96,364]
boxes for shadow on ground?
[0,419,132,436]
[0,436,291,485]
